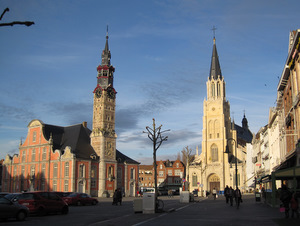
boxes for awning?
[273,166,300,180]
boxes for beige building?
[189,37,252,195]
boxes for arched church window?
[211,83,215,97]
[211,144,218,162]
[192,173,197,186]
[217,82,221,96]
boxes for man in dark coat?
[117,188,122,205]
[280,185,292,218]
[224,185,230,204]
[229,186,234,206]
[234,187,242,209]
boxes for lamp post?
[225,138,238,189]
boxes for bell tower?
[201,37,236,192]
[91,27,117,196]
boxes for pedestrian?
[224,185,230,204]
[229,186,234,206]
[168,189,173,198]
[290,192,299,218]
[112,189,118,205]
[280,185,292,218]
[117,188,122,205]
[212,187,217,200]
[261,186,266,203]
[234,187,242,209]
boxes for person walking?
[212,188,217,200]
[234,187,242,209]
[290,192,299,218]
[112,189,118,205]
[280,185,292,218]
[229,186,234,206]
[224,185,229,204]
[117,188,122,205]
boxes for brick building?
[139,160,185,192]
[1,30,139,197]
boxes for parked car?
[0,192,9,198]
[0,196,29,221]
[63,192,98,206]
[4,193,22,201]
[54,192,72,198]
[16,192,69,216]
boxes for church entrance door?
[208,174,220,193]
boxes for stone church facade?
[1,30,139,197]
[189,37,252,195]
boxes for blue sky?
[0,0,299,164]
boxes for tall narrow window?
[31,149,36,162]
[217,82,221,96]
[192,174,198,187]
[30,165,35,178]
[211,83,215,97]
[53,163,58,178]
[32,131,36,142]
[42,148,46,160]
[211,144,218,162]
[79,164,85,178]
[53,180,57,191]
[22,150,26,162]
[65,162,69,177]
[64,180,69,192]
[130,168,135,180]
[41,163,46,179]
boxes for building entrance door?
[208,174,220,193]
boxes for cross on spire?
[211,26,217,38]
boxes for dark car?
[16,192,69,216]
[0,196,29,221]
[63,192,98,206]
[0,192,9,198]
[54,192,72,198]
[4,193,22,201]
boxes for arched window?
[217,82,221,96]
[211,144,218,162]
[192,173,198,186]
[211,83,215,97]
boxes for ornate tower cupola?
[242,113,249,129]
[96,27,115,90]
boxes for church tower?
[91,28,117,196]
[190,37,237,194]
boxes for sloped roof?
[116,150,140,165]
[42,122,139,163]
[43,123,97,159]
[234,124,253,143]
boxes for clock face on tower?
[95,88,102,98]
[106,87,115,99]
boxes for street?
[1,194,299,226]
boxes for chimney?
[82,121,87,128]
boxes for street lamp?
[225,138,238,189]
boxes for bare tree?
[143,118,169,211]
[181,146,194,191]
[0,8,34,27]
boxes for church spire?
[209,37,222,80]
[101,25,111,66]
